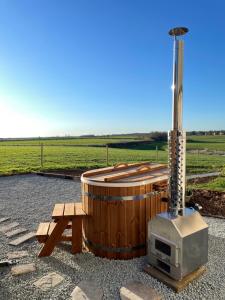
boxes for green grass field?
[0,135,225,179]
[189,176,225,192]
[186,135,225,151]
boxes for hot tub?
[81,162,168,259]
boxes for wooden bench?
[36,202,86,257]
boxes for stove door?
[149,234,179,267]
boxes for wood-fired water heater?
[148,27,208,281]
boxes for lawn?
[186,135,225,151]
[0,135,225,177]
[188,177,225,192]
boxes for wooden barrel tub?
[81,162,168,259]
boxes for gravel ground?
[0,174,225,300]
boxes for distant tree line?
[1,130,224,142]
[187,130,225,136]
[148,130,225,142]
[149,132,168,141]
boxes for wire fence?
[0,144,224,175]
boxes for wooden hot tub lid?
[81,162,168,187]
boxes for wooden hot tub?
[81,162,168,259]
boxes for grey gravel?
[204,216,225,238]
[0,174,225,299]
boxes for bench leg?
[38,219,69,257]
[71,217,82,254]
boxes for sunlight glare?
[0,101,49,138]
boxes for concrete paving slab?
[7,251,29,260]
[6,227,27,237]
[0,217,10,224]
[9,232,36,246]
[11,263,36,276]
[71,280,103,300]
[120,281,162,300]
[0,222,19,233]
[34,272,64,291]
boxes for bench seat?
[36,222,56,243]
[36,222,73,244]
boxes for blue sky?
[0,0,225,137]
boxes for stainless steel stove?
[148,27,208,281]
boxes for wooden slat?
[36,222,56,243]
[64,203,75,217]
[36,223,50,237]
[145,184,151,227]
[119,172,168,183]
[139,185,146,256]
[100,186,107,258]
[52,203,65,218]
[104,164,166,182]
[74,202,86,216]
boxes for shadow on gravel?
[57,242,72,253]
[43,255,82,281]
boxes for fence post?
[156,145,158,161]
[106,144,109,166]
[40,143,44,168]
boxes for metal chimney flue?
[168,27,188,217]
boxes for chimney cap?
[169,27,189,37]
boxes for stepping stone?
[11,263,36,276]
[71,280,103,300]
[0,217,10,224]
[34,272,64,291]
[120,281,162,300]
[9,232,36,246]
[6,228,27,238]
[7,250,29,260]
[0,222,19,233]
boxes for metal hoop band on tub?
[82,190,166,201]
